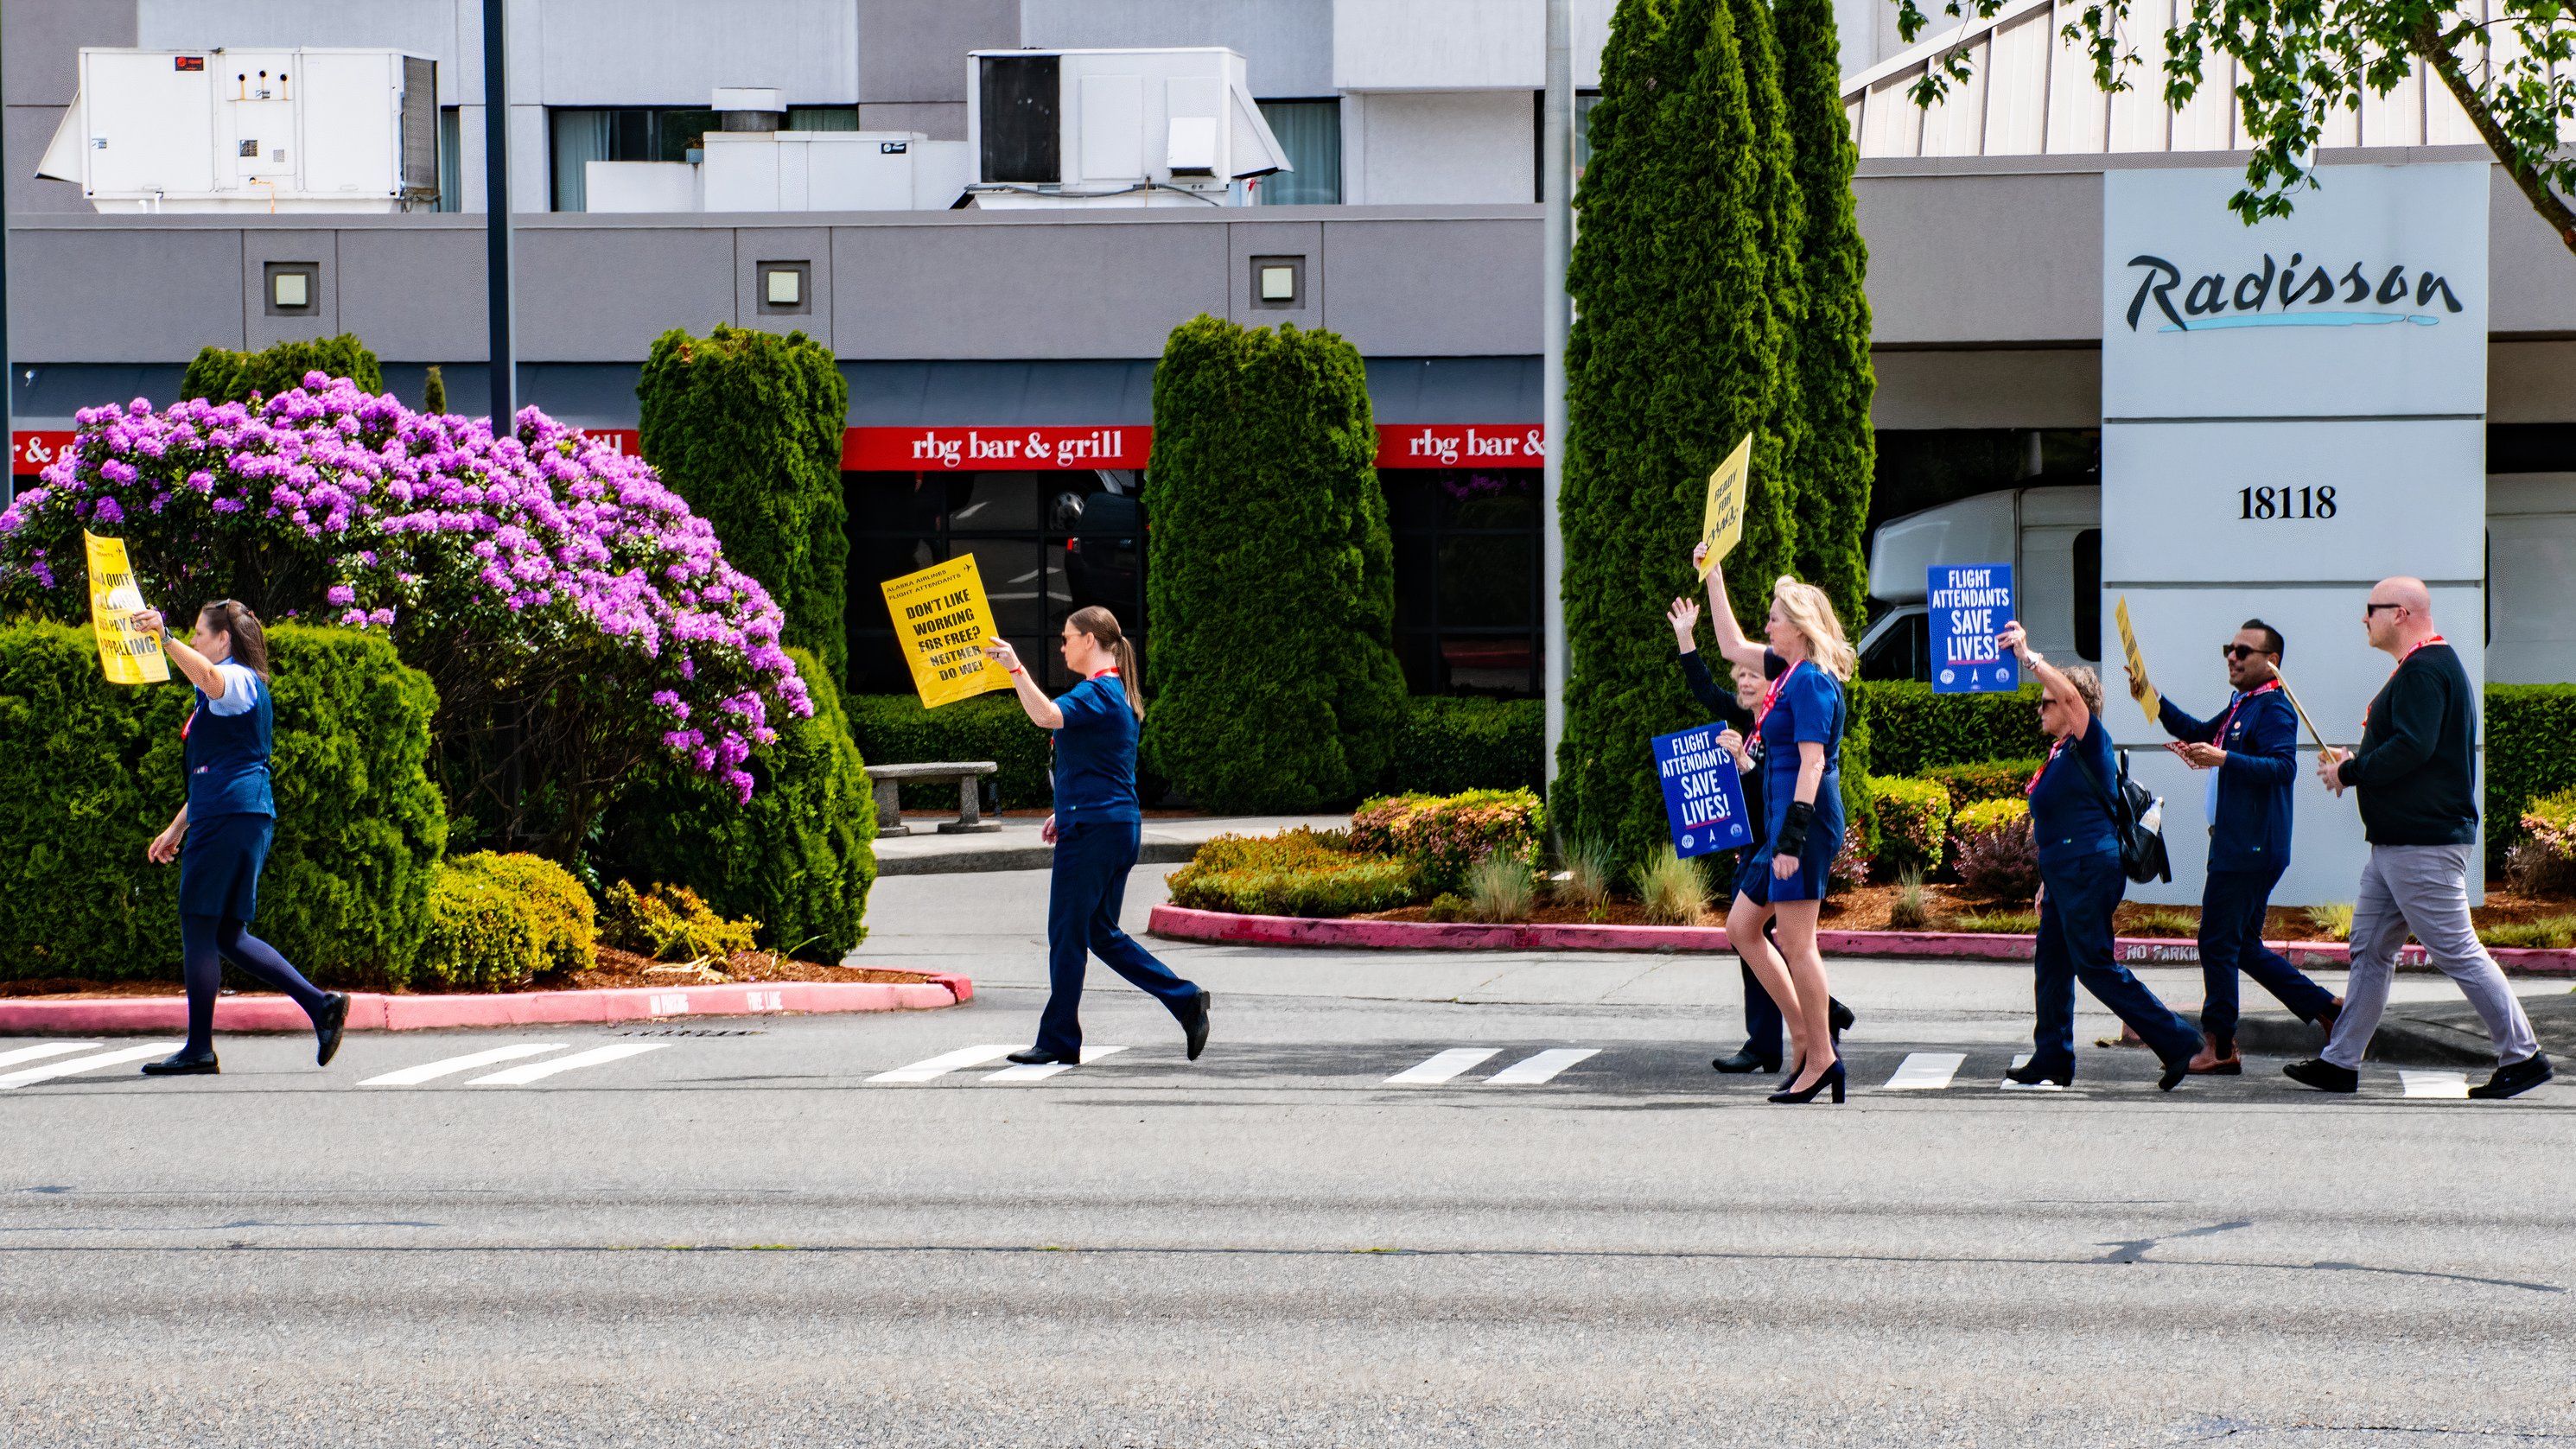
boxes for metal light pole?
[1540,0,1574,797]
[483,0,517,429]
[3,12,16,512]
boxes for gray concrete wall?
[1020,0,1335,98]
[855,0,1017,140]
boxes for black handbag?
[2070,738,2172,885]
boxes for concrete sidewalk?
[2236,987,2576,1068]
[871,814,1345,876]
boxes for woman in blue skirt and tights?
[1693,544,1855,1106]
[133,601,348,1077]
[983,606,1211,1068]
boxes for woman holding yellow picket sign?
[130,601,348,1077]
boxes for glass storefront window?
[1386,468,1542,698]
[847,469,1148,696]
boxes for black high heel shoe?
[1769,1059,1845,1104]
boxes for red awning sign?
[1373,424,1546,468]
[843,426,1151,472]
[11,431,78,476]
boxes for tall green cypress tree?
[636,325,850,689]
[1777,0,1877,627]
[1726,0,1805,605]
[1142,316,1407,812]
[1557,0,1790,866]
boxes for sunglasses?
[2219,644,2270,661]
[2364,602,2404,617]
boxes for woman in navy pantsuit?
[132,601,348,1077]
[983,607,1211,1067]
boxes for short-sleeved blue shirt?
[1755,651,1845,836]
[2029,711,2120,867]
[1052,671,1142,825]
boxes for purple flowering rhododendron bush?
[0,376,812,851]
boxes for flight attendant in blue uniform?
[983,606,1211,1067]
[132,601,349,1077]
[1666,593,1854,1075]
[2130,619,2340,1074]
[1694,545,1856,1106]
[1998,620,2198,1092]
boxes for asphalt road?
[4,866,2570,1447]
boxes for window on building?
[436,107,461,212]
[549,106,723,210]
[846,469,1148,696]
[1255,99,1341,205]
[2072,528,2102,662]
[1387,469,1542,697]
[785,106,862,131]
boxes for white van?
[1859,477,2576,683]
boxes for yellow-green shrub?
[602,881,760,963]
[449,852,595,976]
[416,864,544,993]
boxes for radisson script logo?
[2123,253,2467,333]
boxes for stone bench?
[864,761,1001,836]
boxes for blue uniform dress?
[174,661,330,1058]
[2156,685,2335,1045]
[1737,652,1845,906]
[1032,670,1205,1059]
[2024,713,2198,1076]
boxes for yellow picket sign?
[879,554,1010,709]
[1695,433,1752,579]
[2114,594,2159,721]
[83,531,170,685]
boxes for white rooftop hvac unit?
[967,48,1291,208]
[38,48,437,213]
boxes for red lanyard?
[1091,667,1120,680]
[2026,739,2064,797]
[2211,678,2280,740]
[1753,658,1804,732]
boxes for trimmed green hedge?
[1922,757,2045,814]
[1386,696,1544,795]
[847,692,1054,810]
[1350,788,1546,896]
[638,325,850,688]
[416,863,544,992]
[448,851,595,977]
[1865,775,1950,876]
[1851,680,2049,778]
[1166,829,1422,917]
[0,622,445,984]
[181,334,384,404]
[1142,315,1409,811]
[2490,683,2576,862]
[600,649,876,959]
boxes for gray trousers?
[2322,842,2541,1070]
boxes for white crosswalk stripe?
[467,1042,668,1085]
[1484,1048,1599,1085]
[2400,1070,2470,1099]
[985,1045,1127,1083]
[1384,1047,1502,1085]
[0,1042,105,1073]
[359,1043,569,1087]
[0,1041,187,1089]
[1883,1052,1967,1091]
[868,1045,1021,1084]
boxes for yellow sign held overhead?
[880,554,1009,709]
[1695,433,1752,579]
[2114,594,2159,721]
[83,531,170,686]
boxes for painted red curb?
[0,974,974,1036]
[1147,904,2576,976]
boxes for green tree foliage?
[1728,0,1808,603]
[1556,0,1797,861]
[423,365,448,415]
[180,335,384,404]
[0,623,445,985]
[638,325,850,688]
[1777,0,1876,626]
[1142,315,1408,812]
[598,648,877,958]
[1896,0,2576,257]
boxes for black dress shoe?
[2283,1057,2358,1094]
[2467,1052,2554,1100]
[1829,1000,1856,1034]
[1180,989,1212,1062]
[1711,1049,1781,1074]
[140,1050,219,1077]
[314,993,350,1068]
[2157,1058,2190,1092]
[2002,1059,2071,1089]
[1005,1047,1077,1066]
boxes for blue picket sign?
[1651,726,1755,859]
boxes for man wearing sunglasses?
[2288,577,2552,1100]
[2128,620,2340,1075]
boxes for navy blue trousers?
[2031,850,2199,1073]
[2198,866,2337,1047]
[1034,820,1202,1058]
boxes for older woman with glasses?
[1999,620,2200,1092]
